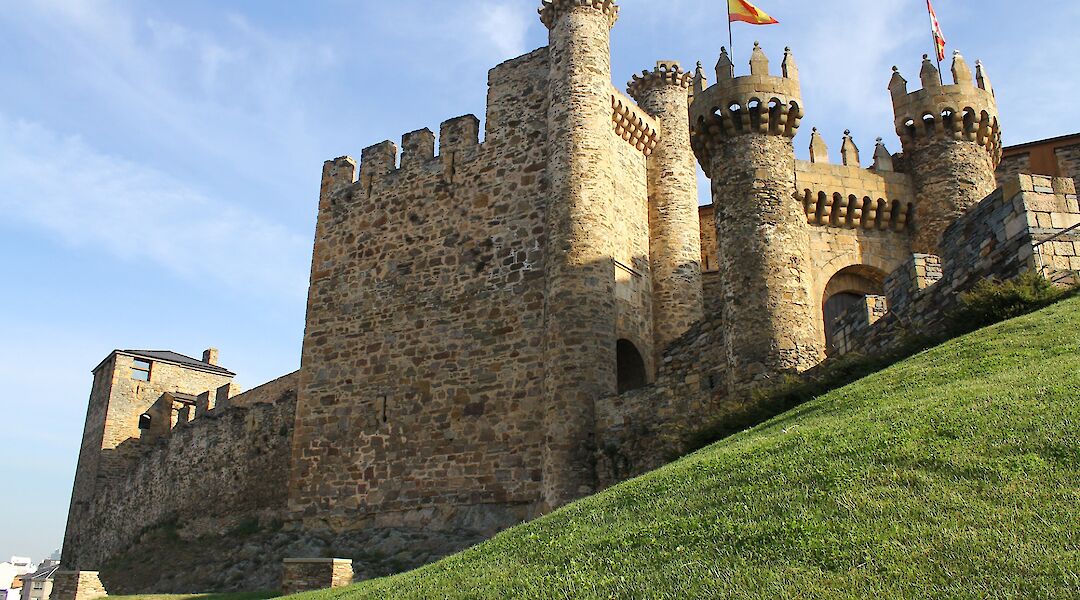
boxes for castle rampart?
[63,1,1080,593]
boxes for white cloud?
[476,3,531,59]
[0,115,311,299]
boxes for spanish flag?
[728,0,779,25]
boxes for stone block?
[52,572,107,600]
[282,559,354,595]
[1051,212,1080,229]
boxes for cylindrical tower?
[891,52,1002,253]
[539,0,619,508]
[689,44,821,389]
[628,61,704,355]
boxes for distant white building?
[20,561,59,600]
[0,559,35,600]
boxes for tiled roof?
[121,350,235,376]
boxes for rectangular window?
[132,358,152,381]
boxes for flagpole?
[727,2,734,74]
[927,0,943,84]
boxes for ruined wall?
[74,389,296,589]
[290,49,552,533]
[63,354,234,571]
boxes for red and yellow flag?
[728,0,779,25]
[928,0,946,61]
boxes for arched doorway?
[616,339,647,395]
[822,265,887,350]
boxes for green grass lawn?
[288,296,1080,599]
[104,594,277,600]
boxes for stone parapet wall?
[281,559,353,595]
[65,390,296,573]
[835,175,1078,357]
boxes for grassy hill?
[289,296,1080,599]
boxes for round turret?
[539,0,619,509]
[689,43,804,178]
[891,52,1003,252]
[689,44,821,389]
[628,61,704,356]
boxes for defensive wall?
[60,0,1080,593]
[71,380,297,589]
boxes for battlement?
[539,0,619,30]
[626,61,693,101]
[891,52,1001,166]
[690,44,803,174]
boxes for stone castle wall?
[832,175,1079,357]
[69,391,296,580]
[291,48,554,532]
[64,354,235,571]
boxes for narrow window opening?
[131,359,151,382]
[616,339,647,395]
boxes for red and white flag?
[927,0,947,61]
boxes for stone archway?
[821,265,888,350]
[616,339,647,395]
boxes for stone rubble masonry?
[889,53,1002,253]
[834,175,1079,356]
[281,559,354,596]
[630,61,705,358]
[64,383,296,574]
[62,0,1080,593]
[690,44,822,389]
[539,1,620,507]
[1054,143,1080,192]
[63,352,236,571]
[52,572,106,600]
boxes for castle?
[58,0,1080,592]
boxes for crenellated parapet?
[891,52,1002,167]
[539,0,619,30]
[626,61,693,100]
[689,44,803,176]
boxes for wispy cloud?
[0,115,310,298]
[475,3,532,59]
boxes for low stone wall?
[836,175,1078,357]
[52,572,106,600]
[281,559,353,595]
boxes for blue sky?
[0,0,1076,563]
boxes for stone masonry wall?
[72,391,296,584]
[291,48,552,532]
[835,175,1079,357]
[281,559,353,595]
[1056,143,1080,191]
[64,355,235,571]
[52,572,106,600]
[610,98,655,373]
[698,205,717,273]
